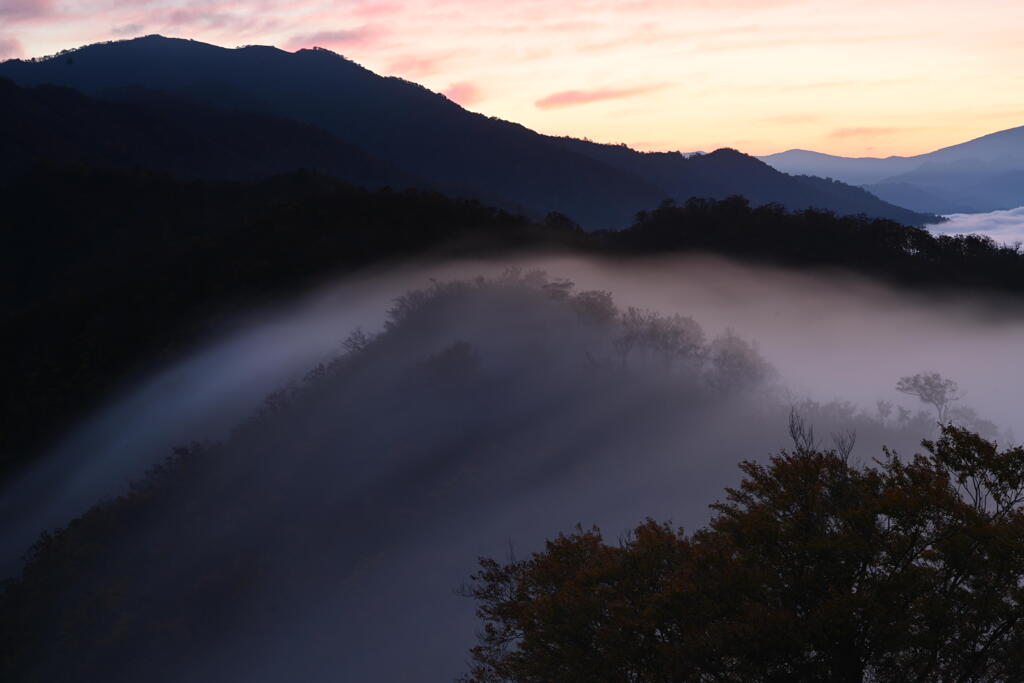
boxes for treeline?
[0,166,553,476]
[3,166,1023,476]
[597,196,1024,290]
[0,271,776,682]
[0,261,1011,680]
[462,425,1024,682]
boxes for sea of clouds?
[927,206,1024,245]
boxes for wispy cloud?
[284,28,379,51]
[0,0,53,20]
[6,0,1024,157]
[625,0,806,8]
[535,85,663,109]
[160,7,254,31]
[387,53,458,77]
[347,2,402,19]
[693,31,930,53]
[0,37,23,59]
[112,23,145,37]
[443,81,482,106]
[578,22,764,53]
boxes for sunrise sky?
[3,0,1023,157]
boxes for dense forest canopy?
[4,26,1024,683]
[462,424,1024,682]
[2,270,983,682]
[3,166,1023,481]
[2,165,1022,680]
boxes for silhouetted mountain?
[865,162,1024,214]
[758,149,920,186]
[0,270,785,682]
[550,141,933,225]
[0,37,666,228]
[602,196,1024,291]
[0,166,553,478]
[0,78,411,187]
[0,35,935,227]
[761,126,1024,213]
[862,182,969,215]
[0,164,1015,479]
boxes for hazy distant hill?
[0,35,935,227]
[761,126,1024,213]
[550,139,933,223]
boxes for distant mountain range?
[761,127,1024,214]
[0,35,935,227]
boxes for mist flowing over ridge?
[6,8,1024,682]
[3,252,1024,681]
[0,35,936,227]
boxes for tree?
[895,372,963,423]
[613,308,705,369]
[461,426,1024,682]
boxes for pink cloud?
[161,7,252,30]
[0,37,23,59]
[348,2,402,19]
[387,54,445,77]
[649,0,804,7]
[284,27,379,51]
[535,86,661,110]
[693,31,928,54]
[443,81,481,107]
[0,0,53,19]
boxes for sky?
[3,0,1024,157]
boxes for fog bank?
[927,206,1024,245]
[4,253,1024,682]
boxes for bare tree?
[788,408,817,453]
[896,372,963,424]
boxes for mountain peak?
[293,46,348,59]
[705,147,749,159]
[0,36,937,227]
[759,125,1024,213]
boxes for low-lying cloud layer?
[928,206,1024,245]
[4,253,1024,681]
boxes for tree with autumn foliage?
[461,425,1024,682]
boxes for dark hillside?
[0,78,411,187]
[552,140,937,225]
[0,167,545,476]
[0,36,936,227]
[0,167,1015,478]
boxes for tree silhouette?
[462,426,1024,682]
[896,372,963,423]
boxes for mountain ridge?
[0,77,414,187]
[760,126,1024,213]
[0,34,936,227]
